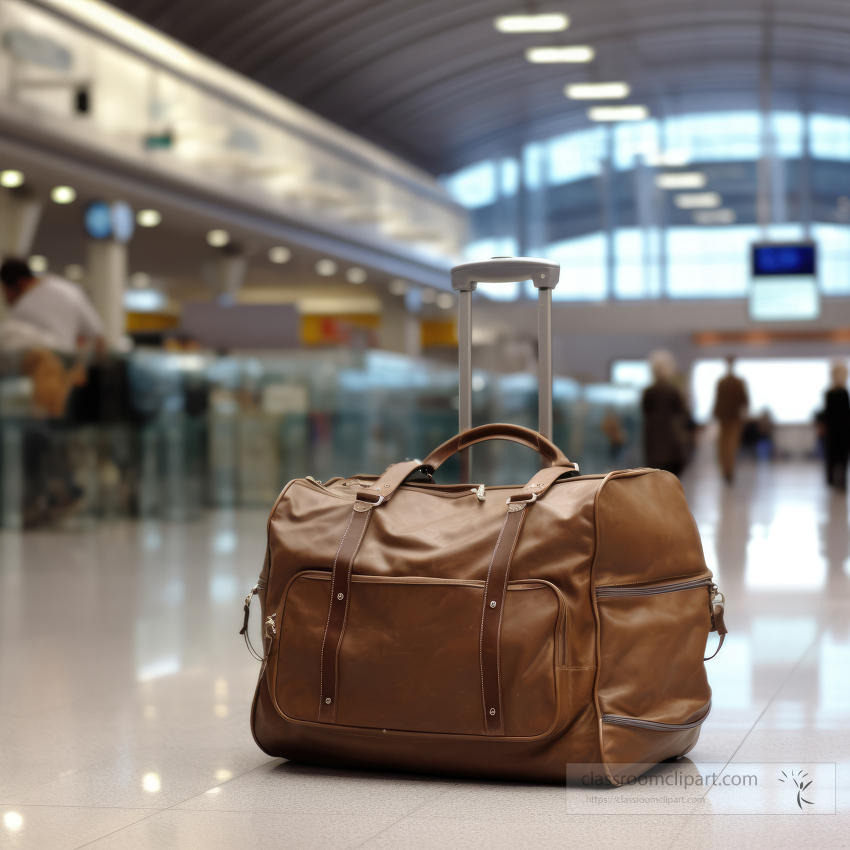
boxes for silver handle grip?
[451,257,559,292]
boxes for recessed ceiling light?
[388,278,408,295]
[588,105,649,122]
[674,192,722,209]
[436,293,455,310]
[268,246,291,264]
[206,229,230,247]
[28,254,48,272]
[0,169,24,188]
[51,185,76,204]
[137,209,162,227]
[64,264,84,281]
[566,82,630,100]
[346,267,367,284]
[655,172,707,190]
[420,288,437,304]
[525,46,594,63]
[315,258,337,276]
[495,13,569,33]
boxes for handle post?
[457,288,473,481]
[450,256,561,478]
[537,287,553,440]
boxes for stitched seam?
[318,508,355,717]
[480,510,509,732]
[333,508,371,723]
[495,507,526,735]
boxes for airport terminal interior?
[1,0,850,847]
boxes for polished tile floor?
[2,452,849,849]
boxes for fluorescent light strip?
[655,172,707,190]
[494,14,569,33]
[525,46,594,63]
[588,105,648,122]
[674,192,722,209]
[567,82,630,100]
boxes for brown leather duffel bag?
[242,422,726,783]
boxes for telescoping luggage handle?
[451,257,559,480]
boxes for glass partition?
[0,350,641,527]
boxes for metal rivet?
[384,484,390,488]
[325,697,331,704]
[337,592,344,600]
[489,708,496,715]
[540,274,545,279]
[489,600,497,608]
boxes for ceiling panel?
[106,0,850,173]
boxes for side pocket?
[594,576,714,771]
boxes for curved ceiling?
[107,0,850,174]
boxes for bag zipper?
[595,577,713,598]
[602,704,711,731]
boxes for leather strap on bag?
[318,495,376,722]
[479,497,531,735]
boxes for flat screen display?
[751,243,816,276]
[749,277,820,321]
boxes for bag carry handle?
[353,424,577,506]
[421,423,576,471]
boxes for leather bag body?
[246,424,723,784]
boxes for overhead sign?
[749,242,819,322]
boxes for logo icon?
[779,769,813,810]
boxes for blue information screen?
[752,243,816,276]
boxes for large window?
[443,110,850,301]
[691,358,832,424]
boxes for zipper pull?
[264,613,277,639]
[470,484,486,501]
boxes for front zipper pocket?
[602,703,711,732]
[270,570,566,738]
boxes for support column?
[87,240,127,349]
[801,112,812,240]
[602,125,616,300]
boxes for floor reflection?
[682,454,850,725]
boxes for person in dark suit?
[713,357,749,484]
[642,350,689,477]
[824,360,850,491]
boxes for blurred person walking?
[642,349,690,476]
[823,360,850,491]
[713,356,749,484]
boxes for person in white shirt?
[1,258,104,354]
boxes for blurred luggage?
[242,257,726,783]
